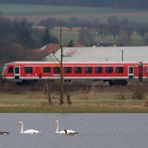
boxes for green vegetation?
[0,4,148,22]
[0,4,140,15]
[1,105,148,113]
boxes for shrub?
[132,85,145,100]
[119,91,126,100]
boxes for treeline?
[0,17,58,70]
[0,18,56,49]
[0,0,148,9]
[40,16,148,46]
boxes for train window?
[64,67,72,73]
[129,67,133,74]
[8,67,13,73]
[75,67,82,73]
[15,67,19,74]
[43,67,50,73]
[54,67,60,74]
[106,67,113,73]
[85,67,92,73]
[25,67,32,74]
[116,67,124,73]
[95,67,102,73]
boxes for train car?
[1,61,147,85]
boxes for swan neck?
[20,123,24,133]
[56,121,59,133]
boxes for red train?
[1,61,147,85]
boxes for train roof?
[45,46,148,62]
[5,61,146,65]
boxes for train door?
[128,66,134,79]
[14,66,20,80]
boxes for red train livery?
[1,61,147,85]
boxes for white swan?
[54,120,78,135]
[17,121,40,134]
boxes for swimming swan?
[54,120,78,135]
[17,121,40,134]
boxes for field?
[1,82,148,113]
[1,4,148,22]
[51,28,143,45]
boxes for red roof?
[32,44,60,54]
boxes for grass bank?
[0,87,148,113]
[0,105,148,113]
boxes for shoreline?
[0,104,148,113]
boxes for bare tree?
[59,22,64,105]
[118,30,132,45]
[78,27,95,46]
[107,16,120,40]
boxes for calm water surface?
[0,113,148,148]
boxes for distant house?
[26,44,60,61]
[32,44,60,54]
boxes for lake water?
[0,113,148,148]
